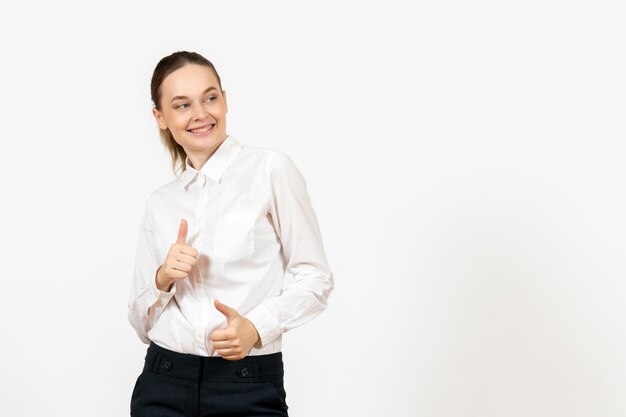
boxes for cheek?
[159,112,176,129]
[172,116,189,129]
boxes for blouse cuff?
[244,304,281,349]
[148,269,177,307]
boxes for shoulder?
[266,151,297,175]
[138,183,175,229]
[143,178,181,210]
[238,143,308,199]
[260,149,307,190]
[238,141,299,176]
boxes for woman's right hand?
[155,219,199,292]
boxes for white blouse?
[127,135,334,356]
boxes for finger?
[211,340,234,349]
[214,300,240,322]
[215,346,237,355]
[168,250,194,264]
[170,252,196,267]
[167,267,188,279]
[221,355,243,361]
[176,254,198,270]
[175,252,198,266]
[176,245,199,259]
[209,330,229,342]
[172,260,193,274]
[176,219,188,244]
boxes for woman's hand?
[209,299,261,360]
[156,219,199,291]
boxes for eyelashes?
[175,96,217,110]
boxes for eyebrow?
[170,86,218,103]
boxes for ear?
[152,107,168,130]
[222,90,228,114]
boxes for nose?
[192,103,210,120]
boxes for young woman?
[127,51,334,417]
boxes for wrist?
[251,325,262,349]
[155,266,173,292]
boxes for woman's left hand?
[209,299,261,360]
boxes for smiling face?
[152,63,228,168]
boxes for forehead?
[161,64,219,98]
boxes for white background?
[1,1,625,416]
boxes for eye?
[205,95,216,102]
[175,103,189,110]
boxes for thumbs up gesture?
[155,219,199,292]
[209,299,261,360]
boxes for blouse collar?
[178,135,242,189]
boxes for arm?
[244,152,335,348]
[127,197,177,344]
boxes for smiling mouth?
[187,124,215,135]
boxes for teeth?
[190,125,212,134]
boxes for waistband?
[143,341,284,383]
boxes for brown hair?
[150,51,223,176]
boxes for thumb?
[214,299,239,323]
[176,219,188,244]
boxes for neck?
[187,134,228,170]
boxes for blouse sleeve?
[243,152,335,348]
[127,197,178,344]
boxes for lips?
[187,124,215,135]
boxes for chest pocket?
[214,211,256,261]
